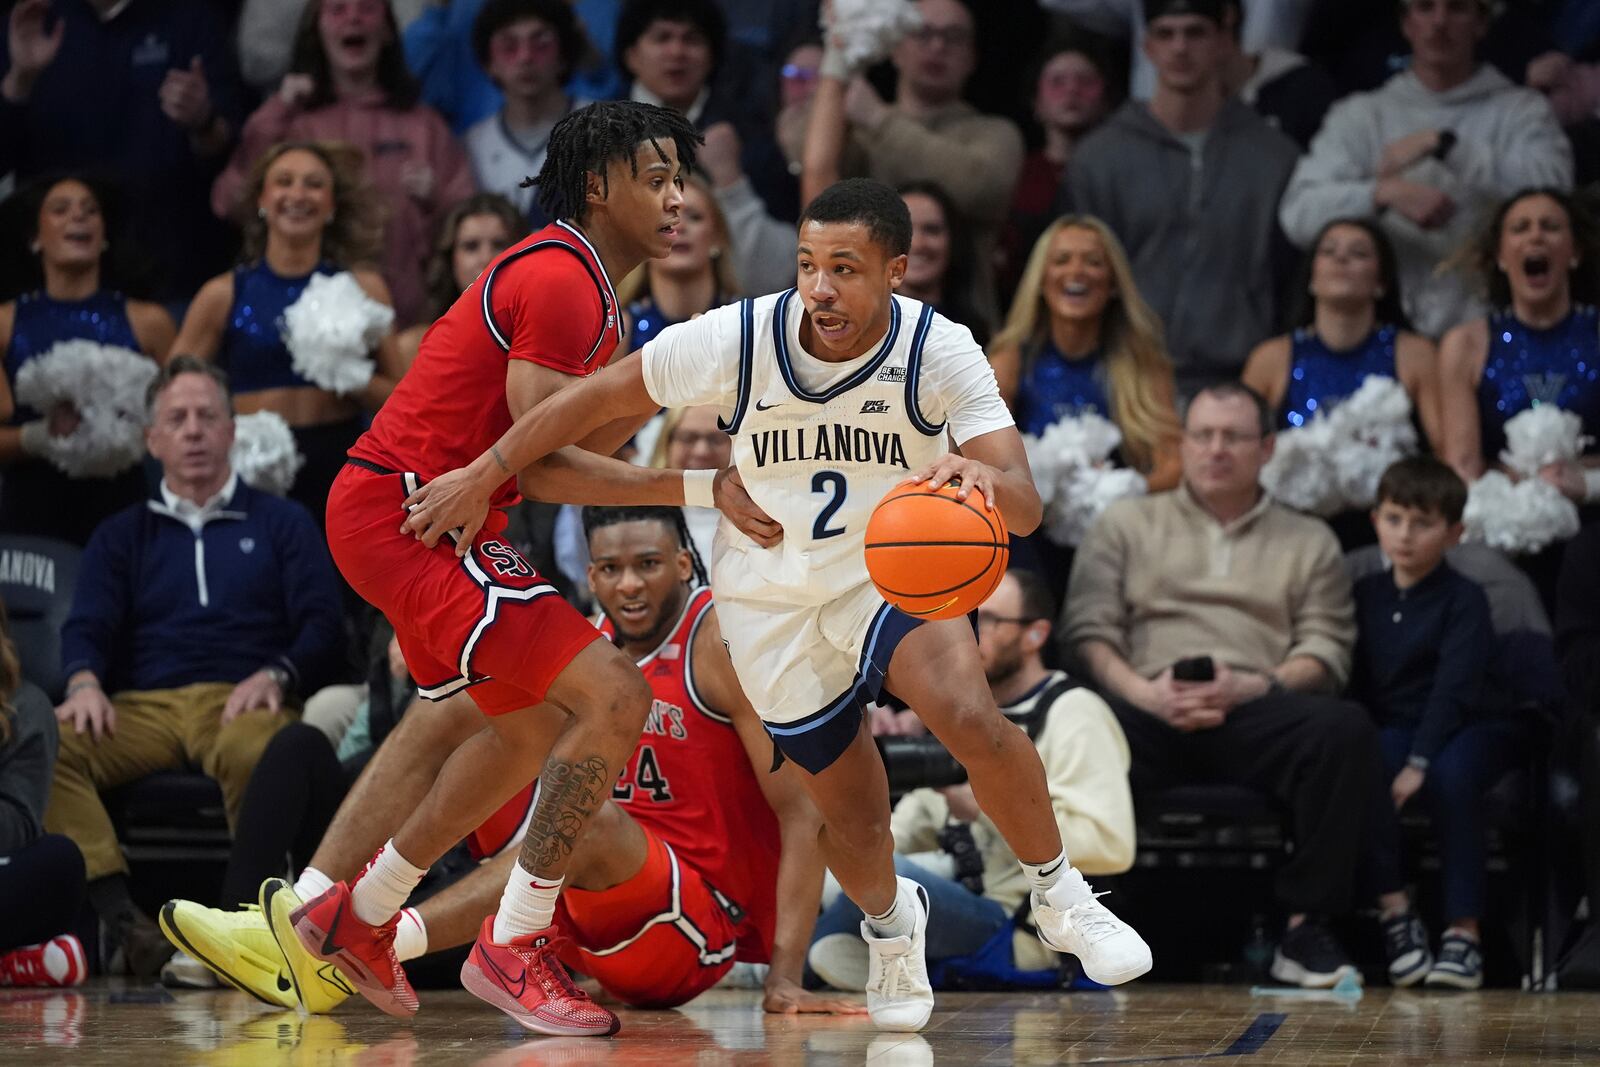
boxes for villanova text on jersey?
[749,424,911,470]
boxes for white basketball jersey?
[711,291,957,606]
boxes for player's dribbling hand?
[763,977,867,1015]
[904,453,997,510]
[402,466,496,555]
[714,466,783,547]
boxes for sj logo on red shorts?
[480,541,535,579]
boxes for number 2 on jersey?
[812,471,848,539]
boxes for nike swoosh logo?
[320,895,345,958]
[318,963,356,995]
[755,400,779,411]
[481,946,526,998]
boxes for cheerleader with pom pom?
[1242,217,1440,547]
[989,216,1181,596]
[1439,188,1600,500]
[173,142,406,531]
[1437,189,1600,602]
[0,176,175,544]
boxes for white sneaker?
[1032,868,1152,985]
[160,950,220,990]
[860,878,933,1032]
[713,961,770,990]
[809,932,870,992]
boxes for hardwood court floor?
[2,982,1597,1065]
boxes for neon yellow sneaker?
[158,900,297,1009]
[194,1015,377,1067]
[260,878,356,1014]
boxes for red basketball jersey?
[601,586,781,963]
[350,220,623,508]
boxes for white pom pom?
[14,340,157,478]
[281,272,393,395]
[230,410,304,495]
[1262,375,1417,515]
[1261,417,1342,514]
[825,0,923,70]
[1499,405,1592,478]
[1023,413,1146,546]
[1463,470,1580,554]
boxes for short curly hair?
[471,0,587,84]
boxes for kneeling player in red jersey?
[286,101,746,1036]
[163,507,858,1016]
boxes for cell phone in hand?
[1172,655,1215,683]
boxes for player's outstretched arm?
[906,426,1043,535]
[692,608,865,1016]
[401,353,664,550]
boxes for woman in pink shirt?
[213,0,476,326]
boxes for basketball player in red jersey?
[275,506,861,1014]
[286,102,729,1037]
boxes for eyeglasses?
[1183,428,1262,448]
[780,63,818,82]
[907,25,974,48]
[976,611,1036,628]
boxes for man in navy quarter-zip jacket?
[45,357,342,977]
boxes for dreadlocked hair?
[581,504,709,588]
[527,101,702,224]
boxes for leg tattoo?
[519,755,610,875]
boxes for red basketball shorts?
[554,826,743,1008]
[325,463,601,716]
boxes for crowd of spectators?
[0,0,1599,996]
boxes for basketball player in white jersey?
[400,178,1152,1030]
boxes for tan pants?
[44,682,294,880]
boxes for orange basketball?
[864,481,1010,621]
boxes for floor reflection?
[1,983,1597,1065]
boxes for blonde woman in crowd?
[990,215,1181,486]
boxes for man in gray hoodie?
[1279,0,1572,339]
[1061,0,1299,396]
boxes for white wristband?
[1583,467,1600,503]
[683,468,717,509]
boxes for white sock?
[350,840,427,926]
[393,908,428,962]
[1021,850,1067,896]
[865,883,915,940]
[493,862,563,942]
[293,866,334,903]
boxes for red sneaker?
[287,882,418,1018]
[0,935,86,988]
[460,915,619,1037]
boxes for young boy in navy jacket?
[1352,456,1520,992]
